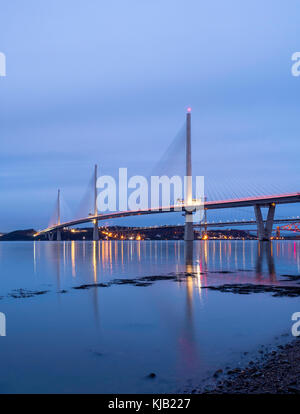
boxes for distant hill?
[0,229,36,241]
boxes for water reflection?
[181,241,199,370]
[91,241,100,323]
[34,240,300,290]
[71,241,76,277]
[1,240,300,393]
[92,241,97,282]
[33,240,299,337]
[256,242,276,281]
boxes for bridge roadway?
[129,218,300,231]
[35,192,300,236]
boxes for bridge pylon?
[93,164,99,241]
[56,189,61,241]
[184,108,194,241]
[254,203,275,241]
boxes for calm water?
[0,240,299,393]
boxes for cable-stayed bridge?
[35,110,300,241]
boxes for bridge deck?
[36,192,300,235]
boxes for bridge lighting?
[187,107,192,113]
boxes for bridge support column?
[48,232,54,241]
[184,213,194,241]
[254,205,264,240]
[184,109,194,241]
[265,203,276,240]
[93,164,99,241]
[93,220,99,241]
[56,189,61,241]
[254,204,276,241]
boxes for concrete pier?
[254,203,276,241]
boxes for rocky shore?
[200,338,300,394]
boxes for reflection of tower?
[33,241,37,274]
[56,242,61,290]
[178,241,199,373]
[92,241,100,325]
[256,242,262,276]
[184,241,194,323]
[265,242,276,280]
[184,240,194,270]
[255,241,276,281]
[184,109,194,241]
[92,241,97,282]
[71,241,76,277]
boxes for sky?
[0,0,299,231]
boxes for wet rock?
[196,338,300,394]
[210,270,234,274]
[73,283,110,290]
[288,386,300,394]
[113,279,137,285]
[280,274,300,282]
[213,369,223,378]
[9,288,49,298]
[227,368,241,375]
[139,275,178,282]
[207,283,300,298]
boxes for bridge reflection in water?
[36,240,300,289]
[30,239,300,388]
[33,240,300,333]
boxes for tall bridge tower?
[184,108,194,241]
[56,189,61,241]
[93,164,99,241]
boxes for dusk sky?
[0,0,299,231]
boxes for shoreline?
[195,337,300,394]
